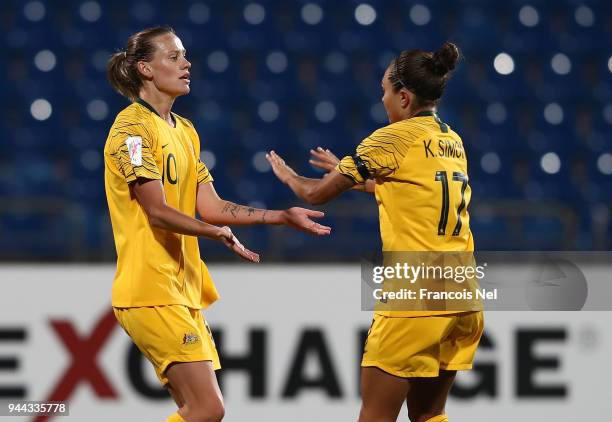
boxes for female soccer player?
[267,42,483,422]
[104,26,330,422]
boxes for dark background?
[1,0,610,261]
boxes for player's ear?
[137,61,153,79]
[400,89,411,109]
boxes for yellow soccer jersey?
[337,111,475,316]
[104,99,218,309]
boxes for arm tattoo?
[222,202,264,220]
[221,202,240,218]
[260,210,268,223]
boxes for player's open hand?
[266,151,297,184]
[309,147,340,174]
[217,226,260,262]
[281,207,332,236]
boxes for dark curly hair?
[389,42,461,108]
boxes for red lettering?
[34,309,118,422]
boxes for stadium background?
[1,0,611,421]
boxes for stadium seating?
[1,0,610,259]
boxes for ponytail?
[107,50,140,101]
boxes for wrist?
[212,225,226,240]
[269,210,285,225]
[282,172,297,186]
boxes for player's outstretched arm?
[309,147,375,194]
[196,182,331,236]
[132,178,259,262]
[266,151,355,205]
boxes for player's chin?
[173,84,191,97]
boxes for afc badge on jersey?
[125,136,143,166]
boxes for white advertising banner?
[0,265,610,421]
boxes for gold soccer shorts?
[362,311,484,377]
[113,305,221,385]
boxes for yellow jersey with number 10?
[104,99,218,309]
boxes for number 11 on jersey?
[435,170,468,236]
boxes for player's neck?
[406,106,435,120]
[392,106,435,123]
[138,90,176,126]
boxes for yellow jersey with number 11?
[337,111,475,316]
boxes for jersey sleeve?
[197,159,214,184]
[107,118,161,184]
[180,116,215,185]
[336,125,415,183]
